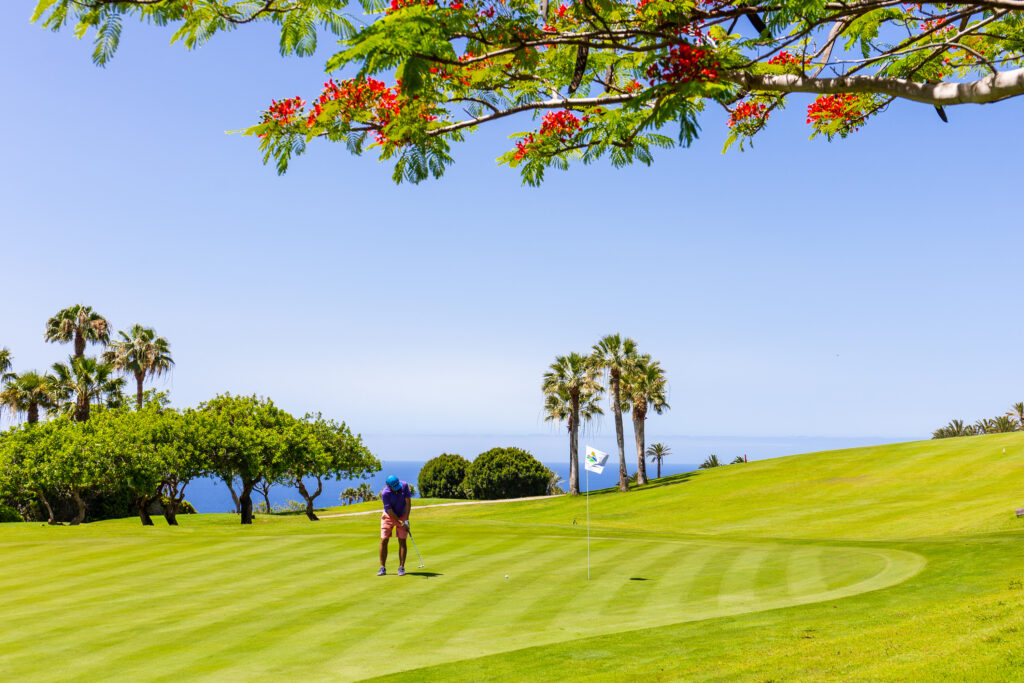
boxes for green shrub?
[463,447,551,500]
[0,504,24,523]
[418,453,470,499]
[181,499,197,515]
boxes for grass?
[3,433,1024,680]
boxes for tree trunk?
[296,476,323,521]
[135,372,144,409]
[239,480,255,525]
[74,331,85,359]
[75,394,89,422]
[612,370,628,492]
[70,488,87,525]
[223,476,241,513]
[634,406,648,486]
[36,489,56,524]
[568,393,580,495]
[657,457,661,479]
[136,495,155,526]
[27,402,39,424]
[164,499,179,526]
[163,480,184,526]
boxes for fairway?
[0,519,920,681]
[4,434,1024,680]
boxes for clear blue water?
[184,459,701,513]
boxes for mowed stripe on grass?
[0,518,921,681]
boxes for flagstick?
[586,465,590,581]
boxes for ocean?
[184,458,701,513]
[183,431,909,512]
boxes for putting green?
[8,433,1024,680]
[0,518,921,681]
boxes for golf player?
[378,475,412,576]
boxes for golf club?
[404,521,425,568]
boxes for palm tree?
[50,357,124,421]
[542,352,604,495]
[340,487,359,505]
[0,348,11,378]
[974,418,995,435]
[699,454,721,469]
[729,455,746,464]
[621,355,669,486]
[44,305,110,358]
[590,334,639,492]
[990,415,1018,433]
[102,324,174,408]
[356,482,377,502]
[0,372,55,424]
[646,442,671,479]
[1008,403,1024,430]
[932,419,975,439]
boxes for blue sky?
[2,3,1024,462]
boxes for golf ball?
[505,574,509,579]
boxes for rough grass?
[3,433,1024,681]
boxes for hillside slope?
[431,433,1024,540]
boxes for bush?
[0,504,24,523]
[463,447,551,500]
[418,453,470,499]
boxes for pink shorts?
[380,512,409,540]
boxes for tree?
[621,355,669,486]
[103,325,175,409]
[44,305,110,359]
[646,442,671,479]
[50,357,124,422]
[989,415,1018,433]
[253,478,277,514]
[590,334,638,492]
[542,352,603,495]
[463,447,551,500]
[0,423,57,523]
[1008,403,1024,429]
[932,419,975,439]
[418,453,471,499]
[974,418,995,435]
[196,394,292,524]
[340,487,359,505]
[0,348,11,378]
[33,1,1024,185]
[729,455,746,464]
[1,372,55,424]
[30,417,107,525]
[699,454,721,469]
[356,482,378,502]
[151,409,206,525]
[87,408,165,526]
[279,413,381,520]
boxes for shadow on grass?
[629,577,649,581]
[585,471,700,497]
[405,571,443,578]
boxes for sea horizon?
[184,430,917,512]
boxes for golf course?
[3,433,1024,681]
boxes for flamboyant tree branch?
[34,0,1024,183]
[732,67,1024,105]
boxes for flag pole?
[586,465,590,581]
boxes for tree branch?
[733,67,1024,105]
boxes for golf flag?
[585,446,609,474]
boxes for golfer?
[378,475,412,576]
